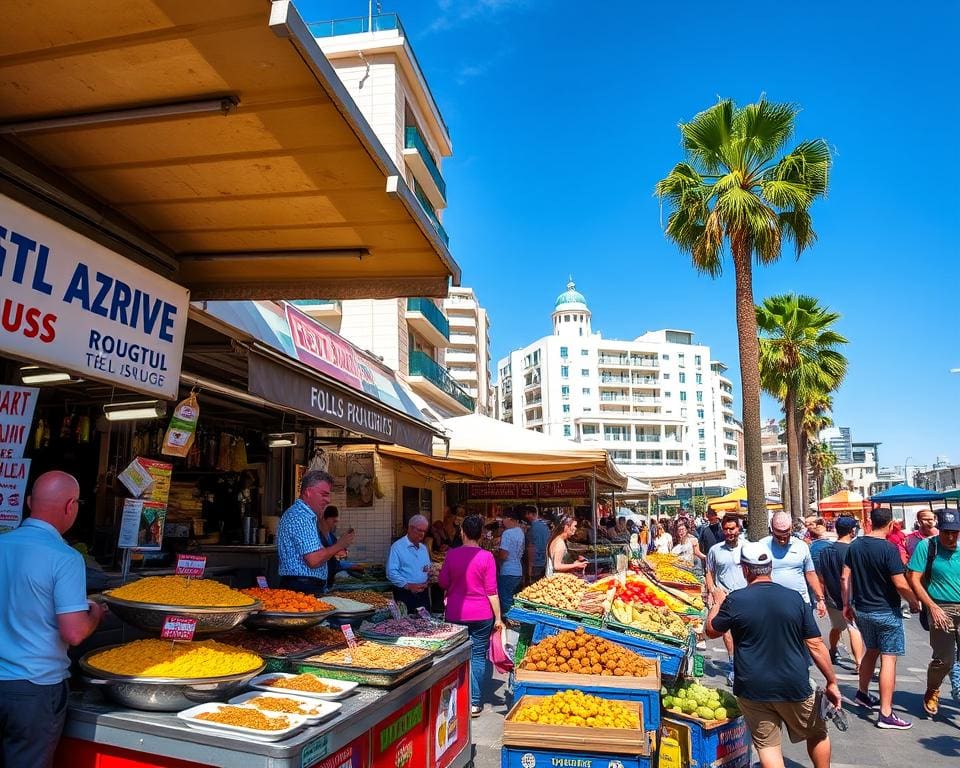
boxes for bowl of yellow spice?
[102,576,262,636]
[80,639,266,711]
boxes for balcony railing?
[636,435,661,443]
[598,356,630,365]
[408,350,475,410]
[404,126,446,199]
[412,181,449,245]
[406,298,449,340]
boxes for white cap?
[740,541,771,566]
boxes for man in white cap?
[707,541,841,768]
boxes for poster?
[345,452,374,508]
[119,498,166,550]
[428,666,470,768]
[371,692,427,768]
[0,385,38,531]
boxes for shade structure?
[816,490,864,514]
[377,413,628,489]
[868,484,945,504]
[706,487,784,513]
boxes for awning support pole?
[591,470,597,554]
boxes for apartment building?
[761,419,787,499]
[443,287,493,415]
[296,13,475,417]
[496,280,743,481]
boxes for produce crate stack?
[658,679,752,768]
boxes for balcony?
[598,355,630,366]
[406,298,449,348]
[636,435,661,443]
[600,375,631,384]
[632,357,659,368]
[407,350,475,413]
[403,126,446,208]
[289,299,342,324]
[413,181,449,245]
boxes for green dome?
[555,279,587,308]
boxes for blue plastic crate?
[512,679,660,733]
[502,745,652,768]
[661,715,752,768]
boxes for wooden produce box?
[503,695,652,756]
[514,663,660,693]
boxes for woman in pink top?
[438,514,503,716]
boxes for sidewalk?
[470,615,960,767]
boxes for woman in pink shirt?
[438,514,503,717]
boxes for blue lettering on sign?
[0,226,54,295]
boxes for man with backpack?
[814,516,864,671]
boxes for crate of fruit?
[510,598,604,627]
[661,714,752,768]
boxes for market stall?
[815,489,866,528]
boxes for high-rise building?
[443,288,493,415]
[296,13,477,417]
[819,426,853,464]
[496,280,743,481]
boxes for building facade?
[496,281,742,481]
[443,287,493,415]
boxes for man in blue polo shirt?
[705,513,747,683]
[0,471,105,767]
[387,515,432,612]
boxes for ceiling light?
[267,432,301,448]
[103,400,167,422]
[19,366,82,385]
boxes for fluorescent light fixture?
[0,97,238,136]
[103,400,167,422]
[267,432,301,448]
[19,366,81,385]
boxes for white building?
[296,14,476,417]
[761,419,787,499]
[496,280,742,481]
[443,287,493,415]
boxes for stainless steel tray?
[243,609,334,630]
[102,595,262,636]
[297,650,434,688]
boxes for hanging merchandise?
[231,436,248,472]
[216,432,232,471]
[308,443,328,473]
[161,392,200,457]
[60,412,74,441]
[75,413,91,444]
[373,474,385,499]
[33,418,47,450]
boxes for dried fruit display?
[306,642,429,669]
[195,705,290,730]
[239,588,333,613]
[516,575,604,614]
[259,674,341,693]
[512,690,638,728]
[519,627,656,677]
[219,626,344,657]
[326,590,391,608]
[107,576,255,607]
[86,639,262,678]
[367,617,462,639]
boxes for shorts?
[826,604,849,632]
[737,693,827,750]
[856,610,905,655]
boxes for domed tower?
[552,278,592,337]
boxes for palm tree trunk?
[732,238,767,542]
[784,389,802,522]
[799,431,810,512]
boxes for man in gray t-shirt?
[705,514,748,674]
[762,512,826,619]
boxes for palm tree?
[758,294,848,521]
[808,441,838,503]
[798,392,833,507]
[656,99,831,541]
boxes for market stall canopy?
[706,487,784,513]
[816,489,864,514]
[0,0,459,300]
[868,484,945,504]
[377,413,628,488]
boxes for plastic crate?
[513,622,534,666]
[512,599,604,627]
[512,679,660,733]
[502,745,652,768]
[661,715,752,768]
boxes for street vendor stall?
[816,489,866,528]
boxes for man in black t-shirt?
[708,542,840,768]
[814,516,864,669]
[841,506,920,730]
[697,508,723,563]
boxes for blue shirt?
[386,535,431,589]
[527,519,550,567]
[761,535,815,603]
[499,526,525,577]
[706,540,748,592]
[809,538,833,570]
[0,519,89,684]
[277,499,327,580]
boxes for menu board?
[0,386,37,531]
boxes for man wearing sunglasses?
[763,512,827,619]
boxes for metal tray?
[177,702,308,741]
[297,650,434,688]
[243,609,334,630]
[359,627,468,653]
[102,594,262,636]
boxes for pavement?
[469,614,960,767]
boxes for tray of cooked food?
[247,672,359,700]
[80,639,265,711]
[298,641,434,687]
[238,588,335,629]
[321,594,376,620]
[227,691,343,724]
[217,626,347,671]
[359,616,468,652]
[177,702,307,741]
[101,576,262,635]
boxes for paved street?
[470,616,960,767]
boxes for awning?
[0,0,459,300]
[868,484,945,504]
[816,489,864,514]
[192,301,438,454]
[706,487,784,513]
[377,413,628,489]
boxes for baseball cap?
[835,516,858,535]
[936,508,960,532]
[740,541,771,566]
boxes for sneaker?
[950,663,960,703]
[877,712,912,730]
[923,689,939,716]
[726,671,735,687]
[829,648,839,666]
[854,690,880,709]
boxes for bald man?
[762,512,827,618]
[0,471,105,767]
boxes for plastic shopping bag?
[488,627,514,674]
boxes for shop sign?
[248,355,433,455]
[0,194,189,399]
[429,665,469,768]
[371,693,427,768]
[307,734,369,768]
[285,303,378,393]
[467,479,589,500]
[0,385,37,531]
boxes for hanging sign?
[160,615,197,641]
[0,194,189,399]
[118,499,166,550]
[0,385,37,531]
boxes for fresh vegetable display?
[516,575,607,615]
[86,639,262,678]
[367,617,462,639]
[519,627,656,677]
[194,705,291,731]
[512,690,639,728]
[219,626,345,657]
[662,681,740,721]
[644,554,703,586]
[609,599,688,639]
[259,674,342,694]
[616,575,704,614]
[306,642,429,669]
[107,576,255,607]
[239,588,333,613]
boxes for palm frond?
[778,210,816,256]
[680,99,735,174]
[734,99,798,173]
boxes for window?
[563,425,572,437]
[698,428,705,440]
[662,354,670,361]
[696,390,703,402]
[561,385,570,397]
[610,450,631,462]
[565,315,570,321]
[680,407,687,417]
[582,387,591,395]
[581,368,590,376]
[560,346,568,358]
[581,349,589,356]
[664,391,671,398]
[695,355,702,366]
[561,366,569,378]
[695,373,702,384]
[663,373,671,380]
[563,404,571,413]
[680,391,687,402]
[678,372,686,384]
[697,408,704,419]
[582,424,598,435]
[699,449,707,461]
[678,353,685,366]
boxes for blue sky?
[297,0,960,470]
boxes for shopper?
[814,516,865,671]
[545,516,588,575]
[842,506,920,729]
[670,521,703,563]
[497,508,525,618]
[905,509,938,558]
[805,517,833,570]
[429,510,462,552]
[651,522,673,554]
[906,508,960,716]
[317,505,364,591]
[706,542,840,768]
[0,471,106,768]
[763,512,827,617]
[277,470,354,595]
[704,514,748,684]
[438,514,503,717]
[697,508,724,561]
[523,505,550,583]
[386,515,433,613]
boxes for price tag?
[388,600,401,620]
[161,615,197,641]
[255,576,269,589]
[340,624,358,648]
[416,606,431,621]
[175,554,206,578]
